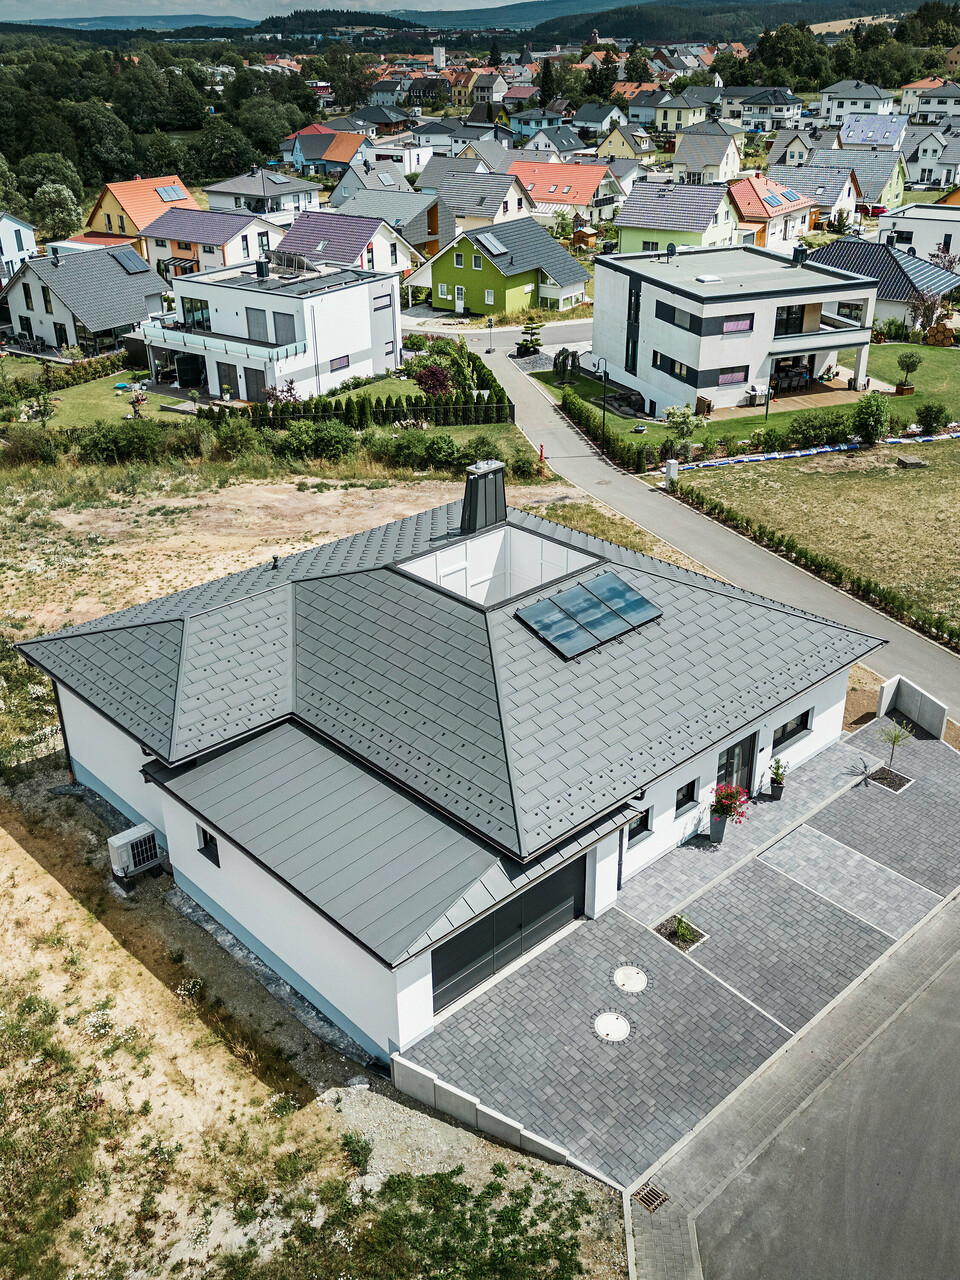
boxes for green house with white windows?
[405,216,590,316]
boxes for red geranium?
[711,783,749,823]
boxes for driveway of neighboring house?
[406,720,960,1189]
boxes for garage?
[431,855,587,1012]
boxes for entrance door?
[717,732,756,794]
[431,855,586,1012]
[454,284,465,313]
[18,316,32,339]
[244,367,267,403]
[216,362,239,399]
[53,322,68,349]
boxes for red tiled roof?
[728,172,818,221]
[902,76,948,89]
[66,230,137,247]
[90,175,198,232]
[507,159,608,206]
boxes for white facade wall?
[8,269,162,350]
[820,92,896,127]
[369,142,433,174]
[742,103,802,132]
[58,687,169,840]
[0,216,36,279]
[143,222,285,275]
[878,205,960,258]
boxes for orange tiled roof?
[66,230,137,247]
[507,159,608,206]
[616,81,659,98]
[91,175,198,232]
[903,76,948,89]
[284,123,335,141]
[320,133,368,163]
[728,172,818,221]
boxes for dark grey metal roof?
[277,211,386,264]
[808,235,960,302]
[140,207,260,244]
[436,170,524,218]
[743,87,801,107]
[460,217,589,287]
[9,247,163,333]
[615,182,729,232]
[526,125,582,152]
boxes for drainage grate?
[634,1182,669,1214]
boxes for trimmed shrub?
[76,418,162,465]
[213,416,257,459]
[916,401,949,433]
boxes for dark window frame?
[627,807,652,844]
[197,826,220,867]
[773,708,812,749]
[675,778,698,814]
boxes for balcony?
[139,317,306,363]
[770,313,870,354]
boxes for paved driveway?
[407,722,960,1188]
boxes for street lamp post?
[596,357,608,456]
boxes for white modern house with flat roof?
[135,257,400,402]
[877,202,960,258]
[0,212,36,281]
[818,80,896,127]
[588,244,877,415]
[19,461,882,1062]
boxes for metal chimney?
[460,459,506,536]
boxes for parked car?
[868,204,888,216]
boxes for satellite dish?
[907,246,917,256]
[666,243,677,258]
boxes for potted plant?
[709,783,748,844]
[769,757,787,800]
[895,350,922,396]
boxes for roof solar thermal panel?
[550,583,630,642]
[587,573,662,627]
[515,598,596,658]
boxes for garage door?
[431,856,586,1013]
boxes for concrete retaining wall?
[877,675,948,740]
[391,1053,569,1166]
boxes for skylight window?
[516,572,662,660]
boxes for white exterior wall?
[58,687,169,840]
[878,205,960,258]
[370,142,433,174]
[619,669,848,883]
[0,215,36,279]
[742,103,802,131]
[820,92,896,126]
[157,792,433,1059]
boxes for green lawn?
[902,189,957,204]
[0,355,43,381]
[34,372,171,430]
[864,342,960,420]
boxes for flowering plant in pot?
[709,784,748,844]
[769,757,787,800]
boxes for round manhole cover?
[613,965,648,993]
[594,1011,630,1042]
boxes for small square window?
[202,244,216,254]
[198,826,220,866]
[675,779,697,814]
[454,252,464,267]
[627,808,651,844]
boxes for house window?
[485,289,495,304]
[773,708,811,749]
[642,240,659,251]
[373,294,392,311]
[723,313,753,333]
[330,355,350,371]
[183,297,211,331]
[627,808,651,844]
[775,304,804,336]
[155,238,167,248]
[246,307,268,342]
[625,333,638,374]
[105,213,113,231]
[22,282,33,310]
[177,241,192,252]
[258,232,270,255]
[717,367,748,385]
[454,252,463,267]
[627,286,641,324]
[234,197,243,208]
[41,285,53,314]
[198,826,220,867]
[502,201,509,213]
[202,244,216,254]
[241,235,249,257]
[390,242,398,265]
[273,312,296,346]
[517,199,523,211]
[473,253,482,269]
[652,350,689,381]
[437,282,448,298]
[385,340,395,355]
[14,228,23,252]
[118,215,126,233]
[675,779,698,814]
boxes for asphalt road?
[483,347,960,718]
[401,317,593,349]
[696,949,960,1280]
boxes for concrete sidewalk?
[489,349,960,718]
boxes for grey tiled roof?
[139,207,259,245]
[838,113,908,147]
[457,136,514,169]
[417,155,486,191]
[743,87,801,106]
[766,164,857,204]
[204,168,319,198]
[276,211,386,264]
[673,132,736,171]
[574,103,622,124]
[823,79,893,99]
[11,246,162,333]
[460,216,589,287]
[767,129,838,165]
[809,236,960,302]
[615,181,729,232]
[21,503,881,880]
[805,148,904,202]
[334,188,436,229]
[526,125,582,152]
[436,170,521,217]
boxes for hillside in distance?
[394,0,632,29]
[19,12,260,27]
[528,0,893,41]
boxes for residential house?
[766,165,860,228]
[290,131,371,177]
[818,80,895,127]
[472,72,508,104]
[277,211,423,278]
[900,126,954,186]
[405,215,588,314]
[448,70,478,109]
[804,148,907,212]
[369,78,406,106]
[837,113,908,150]
[512,108,563,139]
[767,128,839,166]
[280,122,334,166]
[139,209,284,279]
[416,156,492,194]
[681,84,723,116]
[333,190,457,258]
[507,159,625,226]
[591,244,877,414]
[740,88,803,133]
[727,172,818,251]
[720,85,789,121]
[83,175,198,252]
[574,155,645,199]
[628,89,672,126]
[16,458,882,1061]
[521,126,585,159]
[901,76,947,116]
[407,77,451,108]
[571,103,627,136]
[437,171,536,231]
[1,246,163,354]
[597,124,657,163]
[915,82,960,124]
[503,85,538,108]
[614,182,740,252]
[367,134,434,176]
[0,212,36,281]
[343,105,413,137]
[877,203,960,260]
[654,92,707,135]
[456,138,512,170]
[466,102,510,127]
[809,235,960,326]
[205,168,323,228]
[672,132,740,184]
[947,45,960,75]
[681,117,748,157]
[327,159,408,207]
[135,258,400,401]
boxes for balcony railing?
[140,318,306,362]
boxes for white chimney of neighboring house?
[433,45,446,70]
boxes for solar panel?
[266,172,290,184]
[763,193,782,206]
[110,246,151,274]
[157,183,187,201]
[515,598,597,658]
[476,231,507,255]
[550,583,631,642]
[781,189,800,201]
[586,573,663,628]
[516,573,661,659]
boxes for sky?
[0,0,491,19]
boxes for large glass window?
[723,313,753,333]
[246,307,268,342]
[273,312,296,346]
[182,297,211,330]
[775,304,804,336]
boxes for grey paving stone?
[680,860,892,1032]
[406,910,787,1187]
[808,720,960,896]
[760,825,942,938]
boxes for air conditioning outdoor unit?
[108,823,162,879]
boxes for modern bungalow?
[809,234,960,327]
[16,460,883,1061]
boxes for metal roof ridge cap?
[168,613,190,761]
[482,609,525,859]
[181,577,295,623]
[17,613,186,646]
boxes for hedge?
[671,479,960,653]
[560,389,659,472]
[7,352,126,401]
